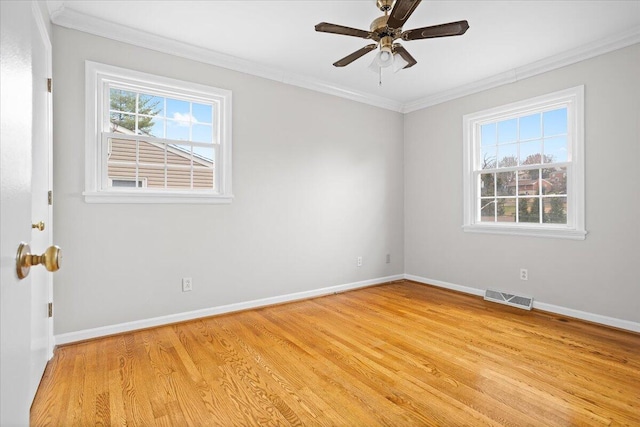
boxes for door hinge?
[47,78,52,93]
[48,302,53,318]
[48,190,53,206]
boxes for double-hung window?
[84,61,232,203]
[463,86,586,239]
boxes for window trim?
[84,61,233,204]
[462,86,586,240]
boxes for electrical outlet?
[520,269,528,281]
[182,277,193,292]
[357,256,363,267]
[386,253,391,264]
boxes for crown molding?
[403,25,640,113]
[49,6,404,112]
[50,6,638,114]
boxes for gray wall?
[405,43,640,323]
[52,27,404,334]
[53,23,639,335]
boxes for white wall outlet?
[520,269,528,281]
[182,277,193,292]
[357,256,363,267]
[386,253,391,264]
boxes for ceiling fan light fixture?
[368,56,380,73]
[393,53,409,73]
[376,36,394,68]
[378,49,393,65]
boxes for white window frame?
[462,86,586,240]
[84,61,233,204]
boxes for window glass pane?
[542,167,567,195]
[496,171,516,196]
[192,124,213,144]
[497,198,516,222]
[193,168,214,189]
[543,197,567,224]
[111,179,139,188]
[193,146,215,190]
[110,112,136,133]
[167,144,192,167]
[497,118,517,144]
[480,173,495,197]
[518,169,539,196]
[520,140,542,165]
[108,137,137,162]
[518,197,540,223]
[139,94,164,117]
[192,103,213,124]
[107,138,137,186]
[137,116,157,136]
[194,145,214,164]
[148,118,165,138]
[166,120,190,141]
[544,136,567,163]
[481,146,496,169]
[110,88,136,113]
[166,98,191,120]
[141,164,166,189]
[497,143,518,168]
[543,108,567,136]
[138,139,165,165]
[481,123,496,146]
[519,113,541,140]
[480,199,495,222]
[166,167,193,190]
[138,93,164,116]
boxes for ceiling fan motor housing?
[370,15,402,42]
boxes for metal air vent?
[484,289,533,310]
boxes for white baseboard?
[405,274,640,333]
[54,274,404,345]
[404,274,485,297]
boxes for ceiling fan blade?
[386,0,422,30]
[393,44,417,69]
[333,44,377,67]
[315,22,373,39]
[401,20,470,41]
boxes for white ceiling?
[46,1,640,110]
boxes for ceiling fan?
[315,0,469,72]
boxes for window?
[463,86,585,239]
[84,61,232,203]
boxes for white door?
[1,2,54,425]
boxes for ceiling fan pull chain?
[378,66,383,87]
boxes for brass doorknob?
[16,243,62,280]
[32,221,45,231]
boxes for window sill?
[463,224,587,240]
[83,191,233,204]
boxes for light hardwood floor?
[31,281,640,426]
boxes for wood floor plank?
[31,281,640,426]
